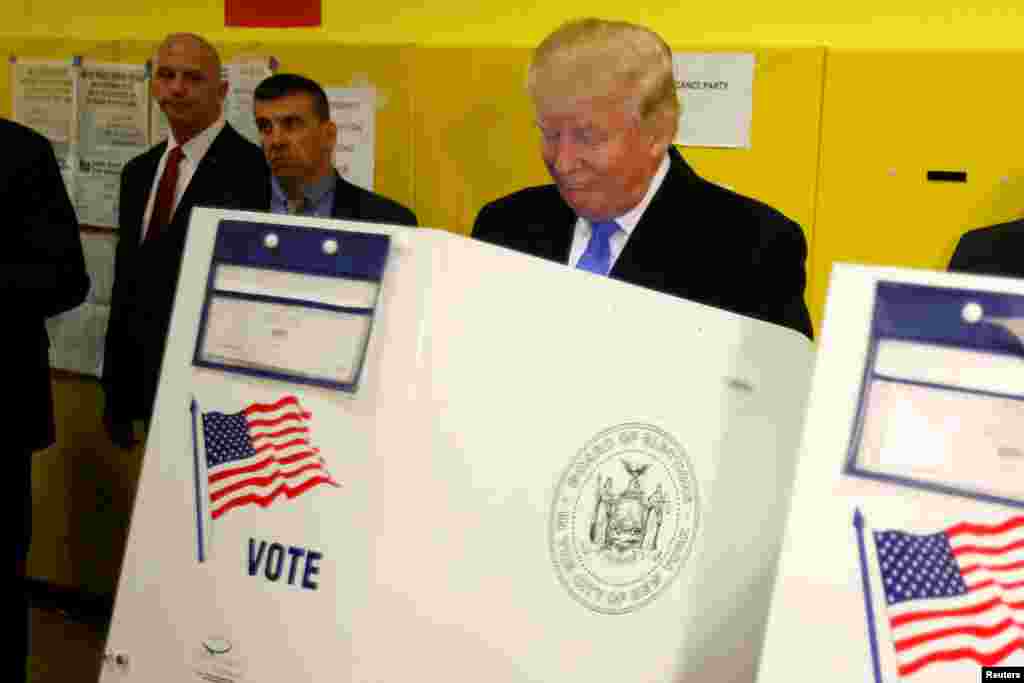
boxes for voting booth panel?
[101,208,813,682]
[100,209,434,681]
[364,232,815,680]
[757,264,1024,683]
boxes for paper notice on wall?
[11,57,77,196]
[326,87,375,191]
[150,102,170,145]
[82,231,118,305]
[46,302,110,377]
[672,53,755,149]
[223,57,276,146]
[76,63,149,227]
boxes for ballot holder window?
[193,219,390,393]
[846,281,1024,508]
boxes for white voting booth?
[758,264,1024,683]
[99,207,814,682]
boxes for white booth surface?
[100,208,814,683]
[758,264,1024,683]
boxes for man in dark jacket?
[4,116,89,682]
[103,33,270,447]
[253,73,417,225]
[472,18,812,340]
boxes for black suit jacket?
[327,170,417,226]
[103,123,270,421]
[472,146,813,339]
[1,118,89,451]
[949,219,1024,277]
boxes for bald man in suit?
[103,33,270,446]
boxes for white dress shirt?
[140,117,226,242]
[568,153,671,271]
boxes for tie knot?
[169,145,185,162]
[591,220,619,240]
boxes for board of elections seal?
[550,423,699,615]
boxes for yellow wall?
[807,49,1024,326]
[14,0,1024,48]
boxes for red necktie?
[145,146,185,241]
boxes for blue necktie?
[576,220,620,275]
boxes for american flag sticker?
[190,395,339,562]
[855,510,1024,681]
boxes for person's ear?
[323,119,337,152]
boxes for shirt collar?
[302,170,337,206]
[270,171,337,209]
[597,152,671,237]
[169,116,226,166]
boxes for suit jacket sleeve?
[374,198,417,227]
[2,129,89,318]
[948,230,987,273]
[949,233,972,272]
[754,213,814,340]
[102,162,140,417]
[471,200,500,242]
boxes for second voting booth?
[757,265,1024,683]
[99,208,814,682]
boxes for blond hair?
[527,18,679,143]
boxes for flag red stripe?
[250,438,307,454]
[896,638,1024,676]
[209,455,274,484]
[253,437,310,455]
[251,425,308,441]
[969,578,1024,592]
[247,412,307,429]
[243,395,300,415]
[276,448,318,465]
[890,596,1001,627]
[210,459,324,502]
[947,517,1024,538]
[953,538,1024,557]
[211,475,339,519]
[961,559,1024,576]
[208,449,319,484]
[893,617,1016,652]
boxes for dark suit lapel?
[122,143,165,240]
[610,147,695,280]
[330,171,358,221]
[536,190,576,263]
[176,125,233,216]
